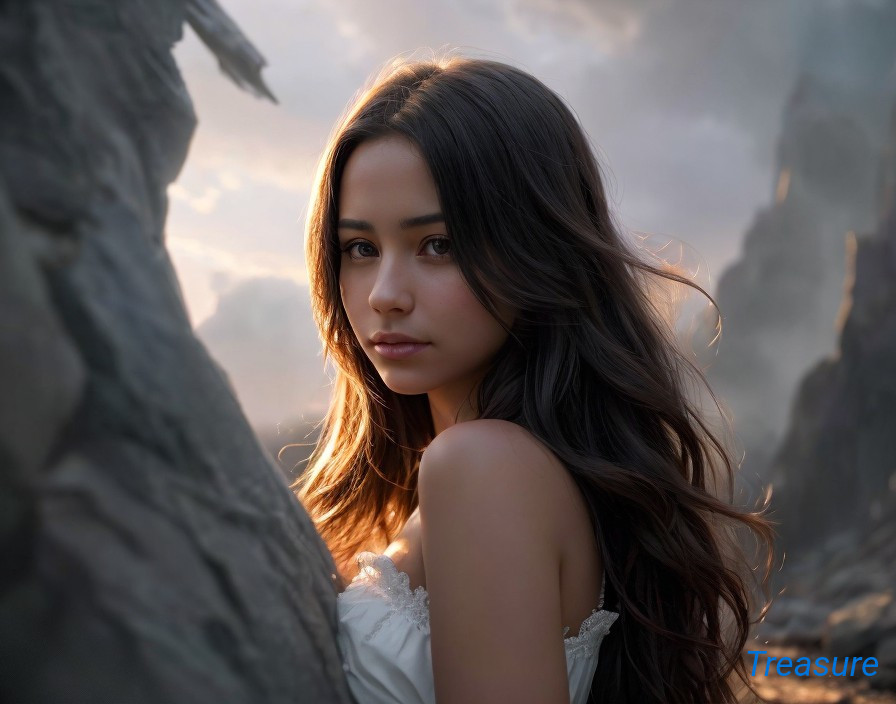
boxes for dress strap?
[597,570,607,609]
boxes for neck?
[427,379,481,436]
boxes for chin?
[381,381,430,396]
[378,372,436,397]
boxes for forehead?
[338,135,441,214]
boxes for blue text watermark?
[747,650,878,677]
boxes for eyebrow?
[336,212,445,231]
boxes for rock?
[692,2,896,506]
[0,2,353,703]
[763,44,896,681]
[817,558,892,603]
[824,592,894,657]
[878,634,896,669]
[870,666,896,692]
[758,595,829,647]
[185,0,277,103]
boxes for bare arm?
[419,419,571,704]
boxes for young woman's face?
[336,134,513,401]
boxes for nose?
[368,254,414,314]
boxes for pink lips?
[374,342,431,360]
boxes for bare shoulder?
[419,419,572,551]
[422,418,562,478]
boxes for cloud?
[505,0,661,53]
[168,182,222,215]
[166,229,308,326]
[165,166,310,327]
[195,276,332,428]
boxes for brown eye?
[342,241,377,259]
[423,236,452,259]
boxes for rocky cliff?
[755,90,896,697]
[692,3,896,503]
[0,1,353,701]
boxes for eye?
[341,240,377,259]
[422,236,452,259]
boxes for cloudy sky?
[167,0,835,429]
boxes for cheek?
[435,280,508,343]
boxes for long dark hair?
[292,52,777,704]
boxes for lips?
[372,341,430,360]
[370,332,427,345]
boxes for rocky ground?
[741,501,896,703]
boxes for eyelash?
[340,236,452,261]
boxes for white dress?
[336,551,619,704]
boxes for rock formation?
[0,1,353,701]
[755,86,896,698]
[692,2,896,501]
[685,4,896,692]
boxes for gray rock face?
[756,508,896,691]
[754,98,896,683]
[692,2,896,497]
[0,2,353,702]
[685,20,896,685]
[770,94,896,554]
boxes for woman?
[291,52,776,704]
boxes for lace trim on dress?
[341,551,619,656]
[347,552,431,643]
[561,569,619,659]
